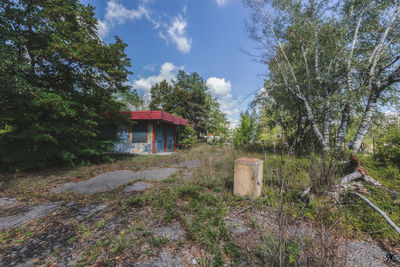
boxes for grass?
[1,145,399,265]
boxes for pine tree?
[0,0,133,169]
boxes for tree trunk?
[352,87,380,151]
[322,101,331,149]
[303,99,328,151]
[335,103,350,150]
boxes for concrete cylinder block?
[234,157,263,198]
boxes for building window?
[132,121,147,143]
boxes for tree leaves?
[0,0,133,169]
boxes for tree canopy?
[0,0,134,169]
[149,71,229,138]
[245,0,400,152]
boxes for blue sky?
[85,0,266,126]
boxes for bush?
[177,125,197,148]
[125,196,142,207]
[374,126,400,168]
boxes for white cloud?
[206,77,232,98]
[104,1,147,24]
[143,63,157,72]
[97,1,192,54]
[166,15,192,53]
[206,76,241,124]
[215,0,229,7]
[131,62,184,92]
[97,0,148,38]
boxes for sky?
[84,0,266,126]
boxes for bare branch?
[368,2,400,80]
[347,8,365,92]
[353,192,400,236]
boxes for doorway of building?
[155,123,165,153]
[166,126,175,152]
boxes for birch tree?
[246,0,346,151]
[245,0,400,152]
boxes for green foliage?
[0,0,133,170]
[118,89,142,111]
[374,125,400,168]
[149,80,174,111]
[206,95,230,142]
[246,0,400,150]
[149,72,229,138]
[255,234,299,266]
[342,185,400,242]
[152,234,168,247]
[177,125,197,148]
[125,196,143,207]
[233,111,256,146]
[150,187,178,222]
[178,183,202,199]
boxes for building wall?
[114,121,154,154]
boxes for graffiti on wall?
[114,127,152,153]
[131,143,152,153]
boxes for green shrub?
[177,125,197,148]
[374,126,400,168]
[126,196,142,207]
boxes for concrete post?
[234,157,263,198]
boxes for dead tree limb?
[340,171,382,186]
[353,192,400,236]
[340,171,363,184]
[362,175,382,186]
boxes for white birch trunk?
[303,99,327,150]
[352,87,380,151]
[353,192,400,235]
[335,103,351,150]
[322,101,331,149]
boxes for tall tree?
[149,80,173,111]
[0,0,133,169]
[245,0,400,152]
[233,111,256,146]
[207,95,229,138]
[149,71,214,137]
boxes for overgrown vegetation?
[1,145,399,265]
[0,0,134,170]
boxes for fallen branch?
[362,175,382,186]
[353,192,400,236]
[340,171,382,186]
[301,186,312,199]
[340,171,363,184]
[388,189,400,197]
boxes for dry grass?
[0,145,388,266]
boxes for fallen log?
[340,171,382,186]
[362,175,382,186]
[388,189,400,196]
[353,192,400,236]
[340,171,363,184]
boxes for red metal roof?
[122,111,188,126]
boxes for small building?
[113,111,188,154]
